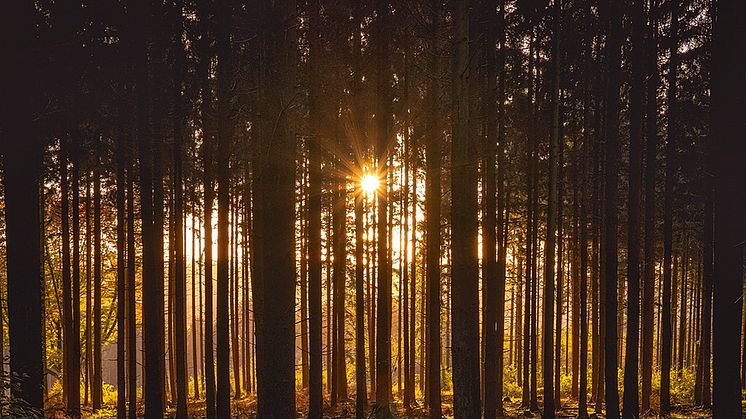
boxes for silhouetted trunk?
[374,1,393,416]
[622,0,644,415]
[307,1,323,417]
[481,0,498,416]
[711,0,745,415]
[3,141,45,415]
[254,0,297,415]
[196,0,216,414]
[495,0,508,411]
[603,0,623,415]
[660,1,678,413]
[640,0,658,411]
[173,80,188,418]
[127,143,138,418]
[116,135,127,418]
[215,0,232,414]
[93,162,103,410]
[543,1,560,416]
[450,0,480,415]
[60,147,76,415]
[425,1,441,416]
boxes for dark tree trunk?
[425,1,442,416]
[173,83,188,418]
[308,1,324,417]
[603,0,623,415]
[622,0,645,415]
[60,147,76,415]
[254,0,297,415]
[196,0,216,414]
[450,0,480,416]
[116,136,127,418]
[641,0,658,411]
[495,0,508,411]
[215,0,233,414]
[127,145,138,419]
[481,0,499,416]
[3,142,45,415]
[374,1,393,416]
[93,162,103,410]
[711,0,745,415]
[543,1,561,416]
[660,1,678,413]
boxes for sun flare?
[361,173,380,196]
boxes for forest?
[1,0,744,417]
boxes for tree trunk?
[307,2,323,416]
[622,0,644,415]
[215,0,233,414]
[254,0,297,415]
[374,1,393,416]
[450,0,480,416]
[660,1,678,413]
[603,0,623,415]
[711,0,745,415]
[425,1,441,416]
[640,0,658,411]
[543,1,561,416]
[481,0,499,416]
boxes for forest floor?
[47,394,718,418]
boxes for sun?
[361,173,380,196]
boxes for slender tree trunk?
[711,0,745,415]
[495,0,508,411]
[374,1,393,416]
[622,0,644,415]
[308,2,323,416]
[450,0,480,415]
[60,147,75,415]
[543,1,561,416]
[173,91,188,417]
[641,0,658,411]
[127,145,138,419]
[660,1,678,412]
[603,0,623,415]
[117,135,127,418]
[425,1,441,415]
[254,0,297,415]
[481,0,499,416]
[92,162,103,410]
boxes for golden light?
[361,173,380,196]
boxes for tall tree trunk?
[196,0,216,413]
[127,145,138,419]
[255,0,297,415]
[660,1,678,413]
[641,0,658,411]
[117,135,127,418]
[622,0,644,415]
[215,0,233,414]
[450,0,480,416]
[308,1,323,416]
[711,0,745,415]
[60,147,75,415]
[603,0,623,415]
[481,0,499,416]
[173,88,188,418]
[135,0,165,413]
[425,1,441,415]
[93,161,103,410]
[374,1,393,416]
[495,0,508,410]
[3,139,45,415]
[543,1,561,416]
